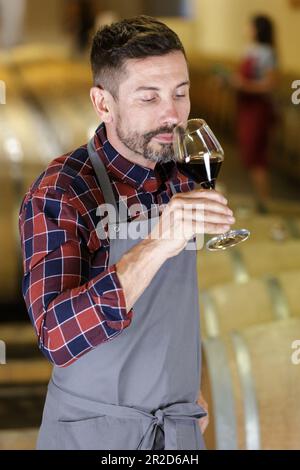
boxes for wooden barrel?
[0,60,98,300]
[201,318,300,449]
[17,60,92,94]
[233,214,300,243]
[0,358,52,384]
[0,322,36,345]
[229,195,300,218]
[0,428,38,450]
[0,59,98,196]
[0,95,56,195]
[0,322,51,381]
[201,270,300,338]
[0,160,19,300]
[0,321,50,442]
[17,60,98,152]
[0,93,57,306]
[197,240,300,290]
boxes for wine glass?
[173,118,250,251]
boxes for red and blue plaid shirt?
[19,123,193,367]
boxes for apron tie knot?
[154,409,165,427]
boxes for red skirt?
[236,94,275,169]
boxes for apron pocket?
[58,415,144,450]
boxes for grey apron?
[36,138,206,450]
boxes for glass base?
[206,229,250,251]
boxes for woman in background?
[233,15,278,212]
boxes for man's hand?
[149,188,235,259]
[197,391,209,434]
[117,189,234,313]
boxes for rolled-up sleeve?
[19,187,133,367]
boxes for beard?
[116,118,176,163]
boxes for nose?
[159,99,181,127]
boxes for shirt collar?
[93,123,176,192]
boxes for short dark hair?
[252,15,274,46]
[90,15,186,99]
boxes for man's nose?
[159,101,180,127]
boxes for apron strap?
[88,136,178,218]
[87,137,119,215]
[169,181,177,195]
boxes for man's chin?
[144,144,175,163]
[144,154,175,164]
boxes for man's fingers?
[173,200,233,218]
[182,209,235,225]
[173,189,228,205]
[202,223,231,234]
[203,211,235,225]
[190,221,231,236]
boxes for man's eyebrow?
[176,80,190,88]
[134,81,190,92]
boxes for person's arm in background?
[231,68,278,94]
[232,47,278,95]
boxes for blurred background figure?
[0,0,27,49]
[233,15,278,212]
[65,0,95,55]
[65,1,119,57]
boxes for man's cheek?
[181,99,191,120]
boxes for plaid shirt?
[19,123,193,367]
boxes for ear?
[90,86,113,123]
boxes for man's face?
[111,51,190,163]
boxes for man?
[19,15,235,450]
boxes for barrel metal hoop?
[285,217,300,239]
[265,276,290,320]
[231,331,261,450]
[202,290,220,338]
[229,249,249,284]
[203,337,238,450]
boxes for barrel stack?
[199,209,300,450]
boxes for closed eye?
[142,95,186,102]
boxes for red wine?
[177,154,223,189]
